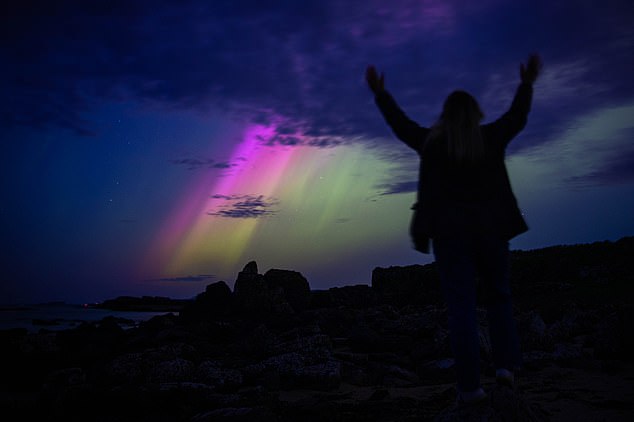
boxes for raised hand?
[520,53,543,85]
[366,65,385,94]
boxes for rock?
[191,407,277,422]
[261,352,305,376]
[45,367,86,389]
[326,285,377,309]
[272,333,332,357]
[233,272,268,313]
[340,360,375,386]
[489,385,549,421]
[518,310,553,352]
[233,261,295,315]
[267,285,295,315]
[368,389,390,401]
[299,360,341,390]
[552,342,586,362]
[234,261,266,290]
[106,352,145,384]
[180,280,233,321]
[263,268,311,312]
[244,327,340,391]
[237,324,278,358]
[206,279,232,297]
[417,358,455,385]
[372,264,442,307]
[527,311,546,336]
[590,305,634,360]
[309,289,334,308]
[137,312,179,335]
[348,324,385,352]
[242,261,258,274]
[192,407,254,420]
[7,238,634,421]
[105,343,199,385]
[254,352,341,390]
[547,303,599,343]
[434,385,548,421]
[620,304,634,357]
[147,358,195,383]
[380,363,420,386]
[19,331,60,354]
[145,342,199,362]
[158,381,217,394]
[195,361,243,391]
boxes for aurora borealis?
[2,0,633,304]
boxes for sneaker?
[495,368,514,387]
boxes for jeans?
[432,235,522,393]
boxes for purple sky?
[2,0,633,304]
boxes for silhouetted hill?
[509,236,634,320]
[371,236,633,317]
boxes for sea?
[0,303,174,332]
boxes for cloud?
[369,143,420,195]
[509,103,634,189]
[246,113,347,149]
[478,57,615,155]
[331,0,462,48]
[3,0,632,149]
[208,194,279,218]
[149,274,215,283]
[565,147,634,188]
[376,180,418,195]
[533,60,604,105]
[170,157,236,170]
[170,158,215,170]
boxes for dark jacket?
[375,83,533,253]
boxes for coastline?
[1,237,632,420]
[0,303,174,332]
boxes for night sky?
[2,0,633,304]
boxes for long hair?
[427,90,485,165]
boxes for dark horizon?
[3,234,631,307]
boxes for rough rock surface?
[2,237,634,421]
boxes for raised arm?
[366,65,429,152]
[488,54,543,147]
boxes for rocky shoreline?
[1,237,633,421]
[93,296,191,312]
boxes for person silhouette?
[366,54,542,404]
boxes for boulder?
[372,264,442,307]
[590,304,634,360]
[180,280,233,321]
[434,385,548,421]
[327,285,377,308]
[196,360,243,391]
[147,358,195,383]
[233,262,300,316]
[263,268,310,312]
[233,262,270,314]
